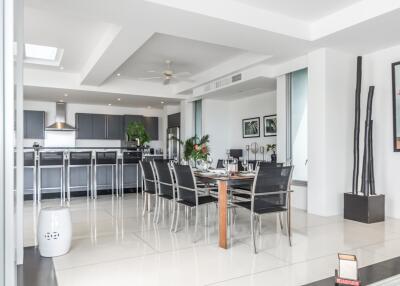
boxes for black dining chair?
[171,164,218,238]
[139,160,158,216]
[152,160,176,228]
[233,164,294,253]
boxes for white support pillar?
[276,75,287,163]
[307,48,355,216]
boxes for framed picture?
[263,114,277,137]
[242,117,260,138]
[392,61,400,151]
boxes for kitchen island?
[23,147,164,200]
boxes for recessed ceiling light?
[60,66,64,70]
[64,93,68,97]
[59,99,64,103]
[117,98,121,101]
[147,106,151,109]
[108,103,112,106]
[116,73,121,77]
[161,101,164,104]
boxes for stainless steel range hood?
[45,102,76,131]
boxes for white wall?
[23,100,164,149]
[362,44,400,218]
[228,91,277,161]
[307,48,355,216]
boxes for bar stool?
[24,151,37,202]
[119,151,142,197]
[94,151,118,198]
[67,151,93,201]
[38,151,65,203]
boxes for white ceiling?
[116,33,244,83]
[24,6,111,72]
[233,0,364,21]
[24,86,180,108]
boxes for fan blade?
[172,75,195,82]
[174,71,192,77]
[137,76,163,80]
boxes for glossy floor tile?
[23,194,400,286]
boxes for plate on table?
[239,172,255,177]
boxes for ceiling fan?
[138,60,192,85]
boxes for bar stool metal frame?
[119,151,142,198]
[93,151,118,199]
[66,151,93,201]
[139,160,158,216]
[24,151,37,202]
[37,151,65,203]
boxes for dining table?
[194,170,255,249]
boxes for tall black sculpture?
[352,56,362,195]
[345,58,384,224]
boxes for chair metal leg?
[193,207,199,243]
[279,213,284,231]
[287,211,292,247]
[251,212,257,254]
[153,196,159,223]
[142,193,148,216]
[258,215,262,235]
[174,204,180,232]
[170,201,176,232]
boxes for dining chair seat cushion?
[159,193,174,200]
[234,200,286,214]
[177,195,218,207]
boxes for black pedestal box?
[344,193,385,224]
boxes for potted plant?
[266,144,277,162]
[174,135,210,166]
[126,122,150,147]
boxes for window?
[24,43,63,66]
[194,100,202,138]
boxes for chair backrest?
[140,160,156,192]
[39,152,64,166]
[258,162,283,168]
[24,152,35,167]
[69,151,92,166]
[172,164,196,204]
[153,160,174,197]
[252,165,293,207]
[95,151,117,165]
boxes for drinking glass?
[242,159,248,171]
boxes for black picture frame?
[392,61,400,152]
[242,117,260,138]
[263,114,277,137]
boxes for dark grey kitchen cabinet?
[24,110,45,139]
[75,113,94,139]
[92,114,107,139]
[106,115,124,140]
[143,117,159,140]
[123,115,144,137]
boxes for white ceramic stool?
[38,207,72,257]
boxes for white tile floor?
[23,194,400,286]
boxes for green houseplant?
[266,143,277,162]
[126,122,150,146]
[174,134,210,162]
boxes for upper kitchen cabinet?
[24,110,45,139]
[143,117,159,140]
[106,115,124,140]
[75,113,94,139]
[92,114,107,139]
[76,113,107,140]
[123,115,144,137]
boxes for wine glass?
[206,157,213,169]
[242,159,248,172]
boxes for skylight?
[24,43,64,67]
[25,44,57,61]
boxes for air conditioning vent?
[194,73,242,96]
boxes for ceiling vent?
[194,73,242,96]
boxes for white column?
[307,48,355,216]
[276,75,287,163]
